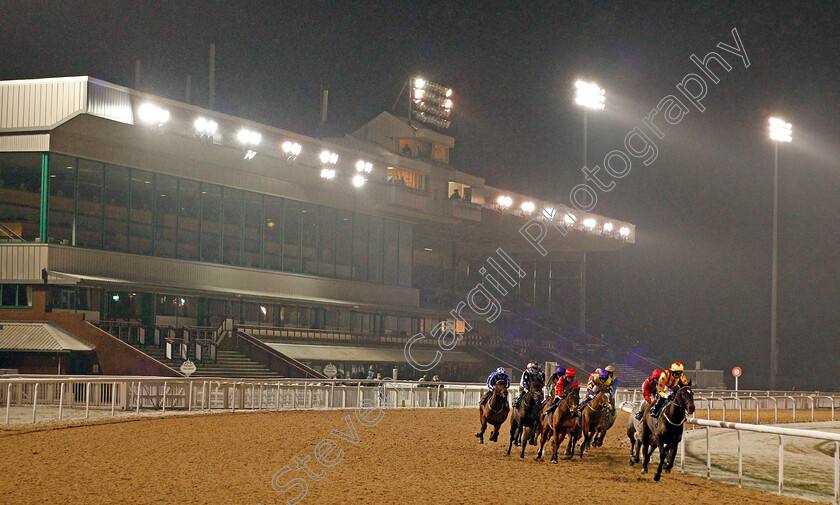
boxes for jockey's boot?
[481,391,492,405]
[649,397,665,418]
[635,408,644,421]
[513,393,522,409]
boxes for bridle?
[487,386,507,414]
[662,387,694,426]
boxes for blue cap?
[496,367,506,374]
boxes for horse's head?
[565,390,581,410]
[675,386,695,414]
[592,392,610,410]
[494,381,508,398]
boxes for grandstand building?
[0,76,635,380]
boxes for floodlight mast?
[767,117,792,390]
[574,80,605,171]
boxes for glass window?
[103,165,129,252]
[264,196,283,271]
[0,153,42,242]
[335,210,352,279]
[200,183,221,263]
[47,154,76,245]
[397,139,413,156]
[129,169,154,255]
[367,217,382,283]
[0,285,31,307]
[433,144,448,162]
[222,188,242,265]
[177,179,200,261]
[76,159,103,249]
[318,207,335,277]
[386,166,426,191]
[283,200,301,272]
[383,219,399,285]
[301,203,318,275]
[351,213,368,281]
[154,174,177,257]
[243,192,263,268]
[398,221,413,287]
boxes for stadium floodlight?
[583,218,597,229]
[574,80,606,110]
[521,201,535,213]
[138,103,170,126]
[768,117,792,143]
[564,213,578,225]
[237,129,261,146]
[619,226,630,237]
[319,150,338,164]
[320,168,336,179]
[355,160,373,173]
[194,117,218,136]
[282,141,302,157]
[602,222,614,233]
[497,195,513,208]
[767,116,792,390]
[410,76,453,129]
[352,174,366,187]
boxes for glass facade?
[24,153,412,287]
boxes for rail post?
[680,437,685,471]
[755,396,760,424]
[85,382,91,419]
[32,383,39,423]
[834,441,839,505]
[162,381,168,414]
[778,434,784,495]
[276,382,282,411]
[706,426,711,479]
[5,382,11,424]
[136,381,141,415]
[808,395,816,422]
[734,397,743,423]
[768,396,778,424]
[111,381,117,416]
[462,385,467,408]
[58,382,64,421]
[737,430,742,488]
[188,381,193,412]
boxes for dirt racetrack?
[0,409,814,505]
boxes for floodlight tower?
[574,80,605,171]
[767,117,792,391]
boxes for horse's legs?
[665,442,678,472]
[640,433,652,474]
[654,440,667,482]
[489,422,500,442]
[565,428,579,458]
[519,426,531,459]
[475,412,487,443]
[628,431,636,465]
[507,418,518,455]
[536,424,550,460]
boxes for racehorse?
[475,381,510,444]
[507,384,544,459]
[575,391,611,458]
[626,401,648,465]
[535,390,580,463]
[639,385,695,481]
[593,404,616,447]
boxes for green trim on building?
[39,153,49,243]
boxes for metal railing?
[621,400,840,503]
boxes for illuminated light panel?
[352,174,366,187]
[521,201,535,213]
[574,80,606,110]
[497,195,513,208]
[619,226,630,237]
[237,129,262,145]
[768,117,792,143]
[583,218,597,229]
[138,103,170,125]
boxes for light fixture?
[355,160,373,173]
[574,80,606,110]
[282,141,302,157]
[497,195,513,208]
[319,150,338,164]
[194,117,218,136]
[320,168,336,179]
[414,78,426,89]
[260,305,267,315]
[583,218,597,229]
[768,117,792,143]
[237,129,262,146]
[619,226,630,237]
[112,294,120,301]
[521,201,535,213]
[410,77,453,128]
[244,150,257,160]
[602,222,614,232]
[564,213,577,225]
[352,174,366,187]
[138,103,170,125]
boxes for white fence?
[621,401,840,504]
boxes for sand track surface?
[0,409,813,505]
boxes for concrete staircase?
[140,347,281,378]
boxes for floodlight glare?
[443,98,453,109]
[583,218,597,229]
[237,129,261,146]
[355,160,373,173]
[194,117,218,135]
[574,80,606,110]
[244,150,257,160]
[414,78,426,89]
[413,89,425,101]
[352,174,366,187]
[768,117,792,143]
[564,213,577,225]
[282,141,302,156]
[603,222,614,232]
[138,103,170,125]
[619,226,630,237]
[320,168,336,179]
[445,88,453,97]
[497,195,513,208]
[521,201,535,213]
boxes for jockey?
[545,368,579,415]
[514,362,545,409]
[635,369,663,420]
[547,366,567,396]
[649,362,690,418]
[481,367,510,405]
[579,368,616,412]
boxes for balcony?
[441,198,482,221]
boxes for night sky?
[2,1,839,389]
